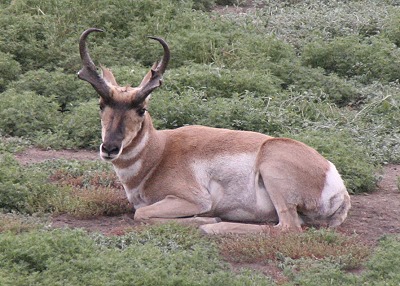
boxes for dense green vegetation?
[1,0,400,194]
[1,0,399,285]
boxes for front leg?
[134,195,218,225]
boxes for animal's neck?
[111,113,166,187]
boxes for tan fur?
[101,107,350,233]
[78,31,351,234]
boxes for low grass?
[1,0,400,284]
[284,235,400,286]
[0,153,130,218]
[0,224,273,286]
[216,228,371,270]
[0,213,48,234]
[0,221,399,285]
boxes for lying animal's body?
[77,28,350,234]
[112,118,350,232]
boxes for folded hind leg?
[268,194,303,232]
[259,166,303,232]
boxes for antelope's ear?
[101,65,119,87]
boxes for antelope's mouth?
[101,154,115,161]
[99,144,120,162]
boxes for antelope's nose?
[101,143,120,158]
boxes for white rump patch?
[320,161,347,216]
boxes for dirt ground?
[15,148,400,242]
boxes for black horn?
[135,36,170,104]
[147,36,170,75]
[77,28,111,100]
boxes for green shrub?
[58,100,101,149]
[218,228,370,269]
[363,235,400,283]
[260,0,391,48]
[8,69,94,111]
[352,82,400,164]
[0,136,31,154]
[0,87,99,150]
[280,235,400,285]
[166,64,281,99]
[0,90,59,137]
[0,12,64,72]
[0,154,55,214]
[0,213,47,234]
[382,9,400,46]
[272,60,361,106]
[302,35,400,83]
[0,52,21,92]
[0,227,271,285]
[150,89,272,133]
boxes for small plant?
[284,234,400,285]
[0,135,31,154]
[0,90,60,137]
[0,51,21,92]
[0,228,271,285]
[362,235,400,283]
[44,159,130,218]
[216,228,371,271]
[0,154,56,214]
[0,213,48,234]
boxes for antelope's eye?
[137,108,146,117]
[99,103,105,111]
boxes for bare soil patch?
[338,164,400,242]
[15,148,400,242]
[15,147,99,165]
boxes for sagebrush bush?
[0,136,31,154]
[259,0,392,48]
[217,228,370,269]
[363,235,400,283]
[47,160,130,217]
[0,227,271,285]
[302,35,400,84]
[285,235,400,285]
[166,63,281,98]
[0,52,21,92]
[0,90,59,137]
[150,89,272,133]
[0,213,47,234]
[0,154,55,214]
[271,60,361,106]
[7,69,94,111]
[58,100,102,149]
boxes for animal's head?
[77,28,169,161]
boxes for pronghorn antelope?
[78,28,350,234]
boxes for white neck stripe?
[114,159,143,185]
[119,131,149,161]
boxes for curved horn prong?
[147,36,170,74]
[77,28,111,99]
[135,36,170,103]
